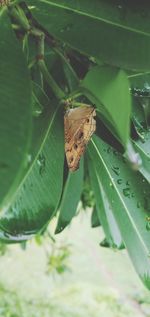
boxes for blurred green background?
[0,211,149,317]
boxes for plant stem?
[38,60,65,100]
[9,5,30,31]
[53,47,79,84]
[66,90,82,100]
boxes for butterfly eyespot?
[78,131,84,139]
[69,156,74,163]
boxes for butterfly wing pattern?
[64,105,96,172]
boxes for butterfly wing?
[64,106,96,172]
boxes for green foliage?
[81,66,131,145]
[46,242,71,275]
[0,0,150,289]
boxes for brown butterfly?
[64,105,96,172]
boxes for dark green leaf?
[129,72,150,126]
[0,10,32,209]
[91,207,101,228]
[88,154,124,249]
[100,238,110,248]
[81,66,131,146]
[55,158,83,234]
[26,0,150,70]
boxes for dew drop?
[27,154,32,164]
[32,95,43,117]
[60,23,73,32]
[126,180,131,186]
[113,150,118,156]
[123,187,131,198]
[112,166,120,176]
[89,56,96,63]
[37,153,46,176]
[25,154,32,169]
[117,179,123,185]
[107,147,111,154]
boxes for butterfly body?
[64,105,96,172]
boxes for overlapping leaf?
[0,10,32,209]
[26,0,150,70]
[55,159,83,234]
[81,66,131,146]
[88,135,150,288]
[88,154,124,249]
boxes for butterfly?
[64,105,96,172]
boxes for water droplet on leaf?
[107,147,111,154]
[126,180,130,186]
[117,179,123,185]
[37,153,46,176]
[27,154,32,164]
[112,166,120,176]
[123,187,131,198]
[60,23,73,32]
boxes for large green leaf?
[31,82,51,158]
[0,105,64,242]
[26,0,150,70]
[0,9,32,209]
[129,72,150,125]
[81,66,131,146]
[88,135,150,289]
[55,158,83,234]
[88,154,124,249]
